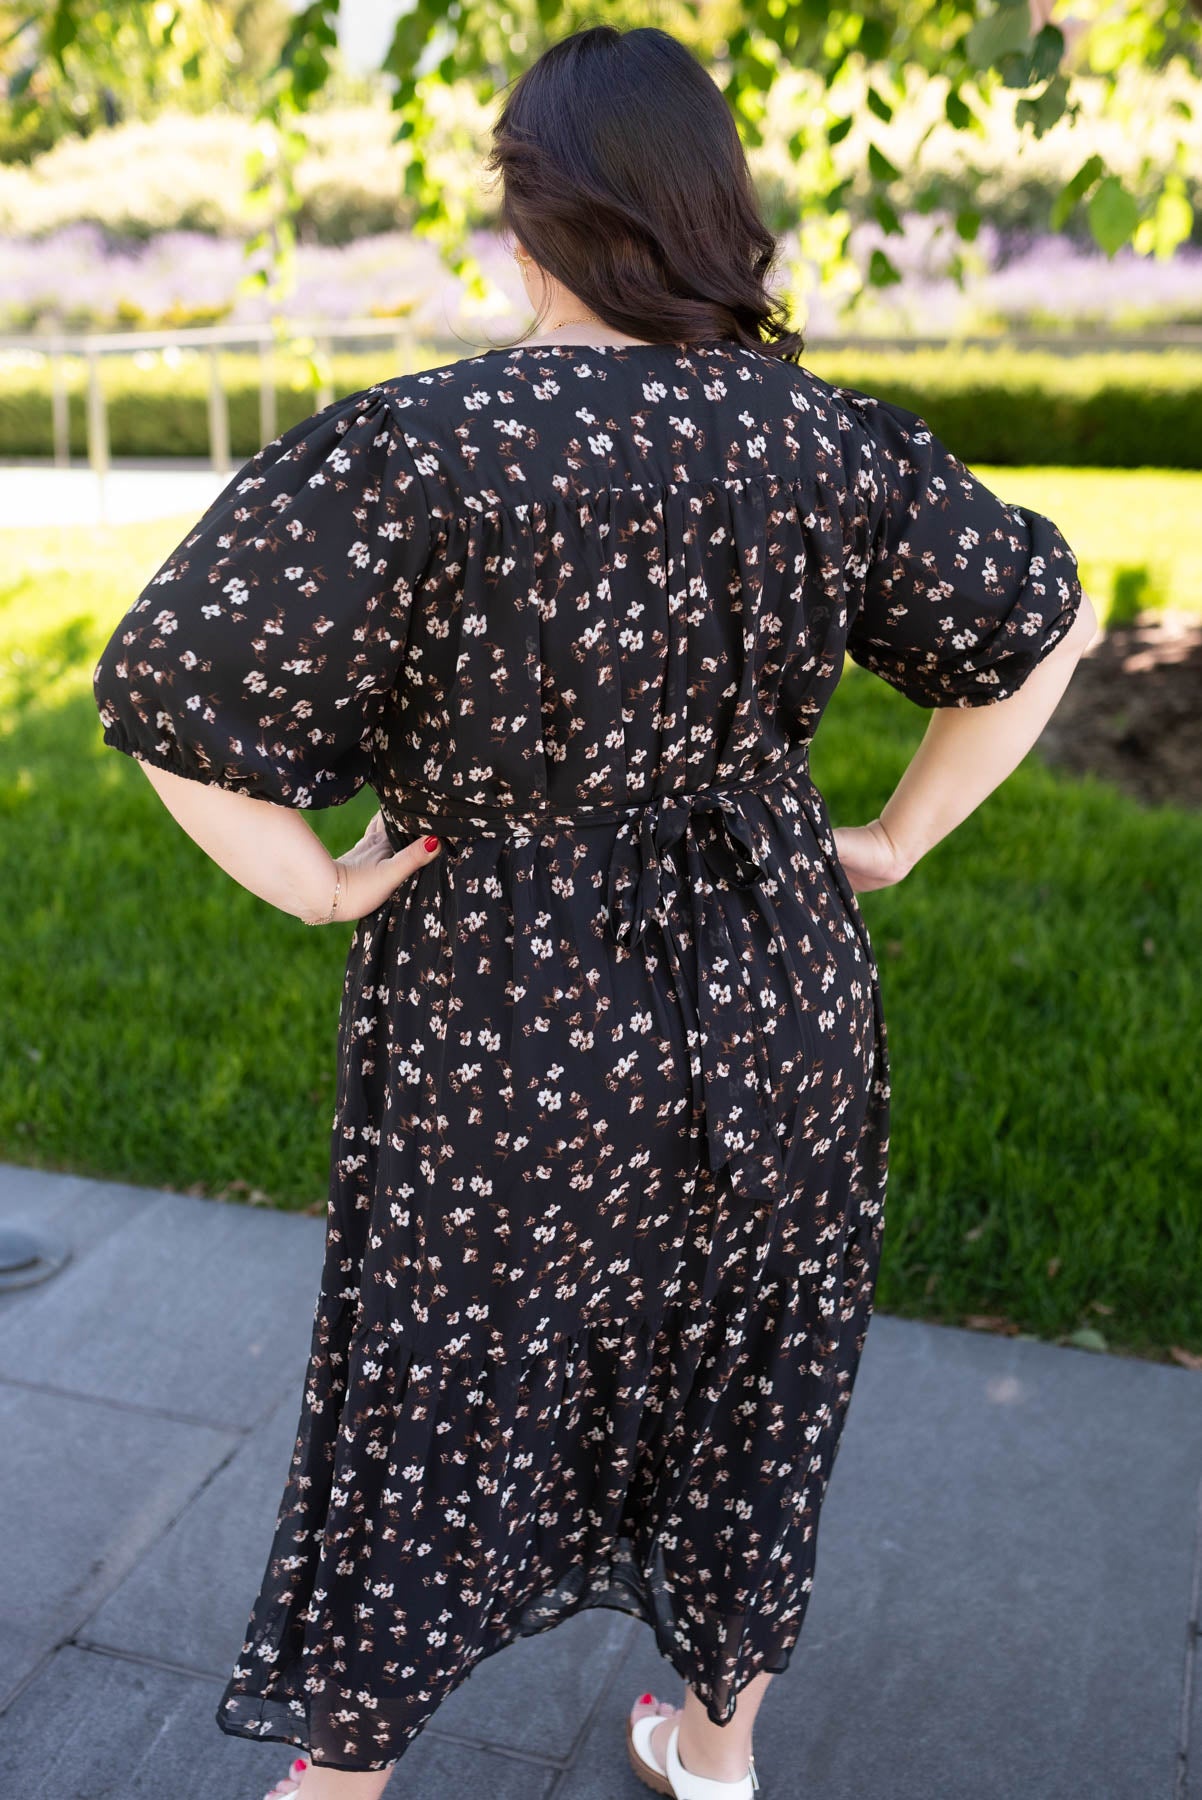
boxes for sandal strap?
[666,1723,757,1800]
[631,1710,670,1774]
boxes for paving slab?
[1187,1485,1202,1800]
[0,1647,561,1799]
[0,1382,235,1712]
[415,1604,637,1765]
[0,1186,324,1429]
[84,1380,644,1756]
[82,1391,305,1679]
[0,1162,160,1316]
[562,1313,1202,1800]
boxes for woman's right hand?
[831,819,913,893]
[321,811,443,922]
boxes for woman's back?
[379,338,861,816]
[91,331,1084,1770]
[93,335,1082,1367]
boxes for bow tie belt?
[383,747,814,1299]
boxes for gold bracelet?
[302,860,343,926]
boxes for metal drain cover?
[0,1229,71,1292]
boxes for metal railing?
[1,318,1198,481]
[0,317,459,478]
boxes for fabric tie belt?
[382,744,814,1300]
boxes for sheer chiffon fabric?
[93,339,1083,1769]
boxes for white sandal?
[626,1710,761,1797]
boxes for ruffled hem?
[215,1531,800,1772]
[211,1259,881,1773]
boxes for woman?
[91,24,1096,1800]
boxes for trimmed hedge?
[811,347,1202,469]
[2,343,1200,467]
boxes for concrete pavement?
[0,459,227,530]
[0,1160,1198,1800]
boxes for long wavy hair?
[482,24,806,362]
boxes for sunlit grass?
[972,465,1202,622]
[812,667,1200,1362]
[1,493,1199,1359]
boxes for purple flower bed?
[1,217,1199,338]
[831,213,1202,336]
[0,223,485,337]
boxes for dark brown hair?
[482,25,806,361]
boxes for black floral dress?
[92,339,1083,1772]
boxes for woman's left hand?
[831,820,913,894]
[313,812,442,923]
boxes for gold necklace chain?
[530,316,654,348]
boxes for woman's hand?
[311,812,442,924]
[831,819,913,894]
[129,762,443,924]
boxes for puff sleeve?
[92,384,430,808]
[838,386,1084,708]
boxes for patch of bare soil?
[1036,611,1202,810]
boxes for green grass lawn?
[977,465,1202,622]
[2,469,1199,1361]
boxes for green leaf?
[870,193,903,236]
[866,85,893,123]
[999,23,1066,90]
[1016,72,1070,139]
[946,250,970,288]
[859,17,889,60]
[1050,151,1104,230]
[742,39,779,90]
[726,23,751,61]
[945,88,972,131]
[1066,1327,1108,1353]
[868,247,902,288]
[1027,22,1065,82]
[1137,181,1194,260]
[1,14,43,54]
[955,208,981,241]
[867,142,900,183]
[827,114,853,145]
[759,6,792,51]
[1088,175,1140,256]
[965,1,1031,72]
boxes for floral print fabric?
[92,339,1083,1771]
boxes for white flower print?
[91,348,1081,1777]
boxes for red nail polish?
[424,835,439,853]
[639,1692,654,1704]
